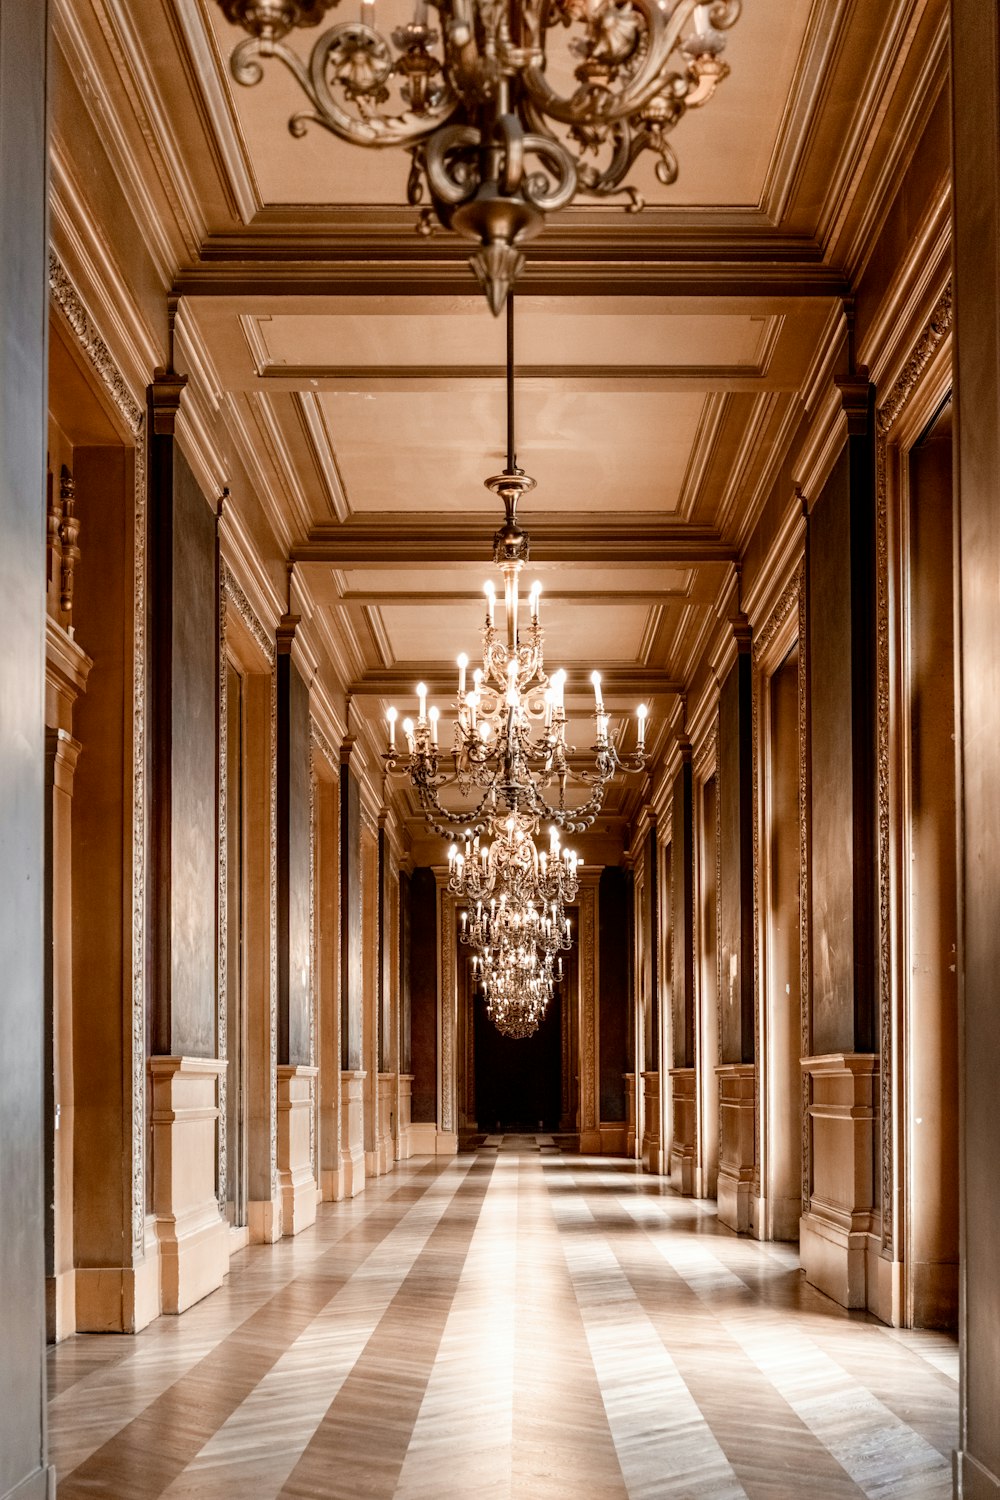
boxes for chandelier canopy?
[216,0,741,311]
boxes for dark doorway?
[474,983,563,1131]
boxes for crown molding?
[346,665,682,699]
[49,151,164,404]
[173,0,261,225]
[291,520,738,567]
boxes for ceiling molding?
[759,0,852,224]
[348,666,683,699]
[295,392,352,522]
[292,521,739,566]
[173,0,262,224]
[174,257,850,301]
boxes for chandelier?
[215,0,741,311]
[381,295,647,1035]
[473,935,563,1038]
[382,298,649,841]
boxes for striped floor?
[47,1141,958,1499]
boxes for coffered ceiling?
[50,0,948,846]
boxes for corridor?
[47,1144,957,1500]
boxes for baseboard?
[2,1464,56,1500]
[955,1449,1000,1498]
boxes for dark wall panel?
[718,655,754,1064]
[279,658,311,1066]
[168,450,217,1058]
[599,867,630,1122]
[409,868,438,1123]
[399,869,412,1074]
[340,768,363,1070]
[670,761,694,1068]
[809,451,854,1054]
[808,443,878,1056]
[0,2,52,1494]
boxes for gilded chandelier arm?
[230,22,459,150]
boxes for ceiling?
[50,0,948,850]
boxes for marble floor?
[47,1141,958,1500]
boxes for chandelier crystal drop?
[215,0,741,312]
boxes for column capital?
[834,372,872,437]
[148,370,188,436]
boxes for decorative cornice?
[876,282,953,438]
[49,252,143,436]
[309,718,339,773]
[221,560,276,665]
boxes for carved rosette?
[49,253,150,1260]
[874,281,953,1256]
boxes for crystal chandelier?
[473,936,562,1038]
[215,0,741,311]
[383,298,650,847]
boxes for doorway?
[474,980,563,1132]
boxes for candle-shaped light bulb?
[460,909,467,932]
[386,704,398,749]
[449,843,457,864]
[530,580,542,621]
[416,681,428,723]
[543,688,553,728]
[637,702,648,747]
[457,652,468,697]
[402,717,415,752]
[484,580,495,626]
[553,668,566,709]
[429,705,439,746]
[591,669,604,711]
[549,824,558,852]
[479,721,490,741]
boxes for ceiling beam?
[175,260,848,300]
[349,666,683,698]
[293,522,739,566]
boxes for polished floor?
[48,1141,958,1499]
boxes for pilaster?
[149,1057,229,1315]
[277,1064,319,1235]
[339,1069,367,1197]
[799,1053,878,1309]
[716,1062,756,1233]
[952,2,1000,1489]
[641,1072,662,1175]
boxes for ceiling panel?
[250,308,772,372]
[318,388,707,513]
[376,600,653,665]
